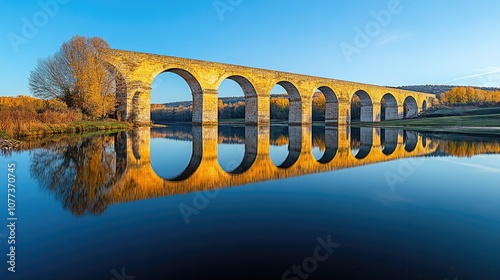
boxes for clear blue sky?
[1,0,500,103]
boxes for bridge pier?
[373,102,381,122]
[397,105,405,119]
[336,100,351,126]
[360,104,373,122]
[193,89,218,126]
[127,82,152,125]
[385,103,399,120]
[246,95,271,125]
[325,99,339,126]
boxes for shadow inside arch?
[351,127,373,159]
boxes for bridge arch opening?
[103,63,127,121]
[150,125,196,181]
[270,81,302,125]
[216,77,251,173]
[217,125,248,174]
[351,127,373,159]
[381,93,399,121]
[150,69,203,124]
[312,86,338,125]
[422,100,428,112]
[149,69,202,180]
[270,125,293,168]
[314,127,338,164]
[380,128,399,155]
[403,96,418,119]
[217,76,257,124]
[311,87,338,163]
[225,126,264,174]
[403,130,418,152]
[351,90,373,122]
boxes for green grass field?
[0,121,132,139]
[357,107,500,135]
[420,106,500,117]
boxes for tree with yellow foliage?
[28,36,116,119]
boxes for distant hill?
[156,86,500,106]
[160,94,287,107]
[393,85,500,97]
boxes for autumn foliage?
[440,86,500,106]
[0,96,82,137]
[151,93,329,123]
[28,36,116,119]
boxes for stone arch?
[317,128,338,164]
[315,86,338,125]
[278,125,302,168]
[404,96,418,119]
[352,90,373,122]
[218,75,259,124]
[381,93,399,121]
[152,68,204,124]
[403,131,418,152]
[276,81,302,125]
[168,126,204,182]
[422,134,427,148]
[422,100,428,111]
[380,128,398,155]
[217,75,258,98]
[351,127,373,159]
[154,68,203,94]
[226,126,259,175]
[103,62,128,121]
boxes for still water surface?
[1,125,500,280]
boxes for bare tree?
[28,35,116,119]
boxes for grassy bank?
[356,108,500,135]
[420,106,500,117]
[0,121,132,139]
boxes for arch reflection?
[380,128,401,155]
[351,127,374,159]
[30,125,500,216]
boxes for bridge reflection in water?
[108,126,437,204]
[30,125,500,216]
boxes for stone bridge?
[107,126,438,205]
[103,49,437,125]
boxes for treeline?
[152,93,330,122]
[440,86,500,106]
[438,140,500,157]
[396,85,500,97]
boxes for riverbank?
[355,111,500,135]
[0,121,133,149]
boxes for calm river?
[1,125,499,280]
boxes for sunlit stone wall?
[103,49,436,125]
